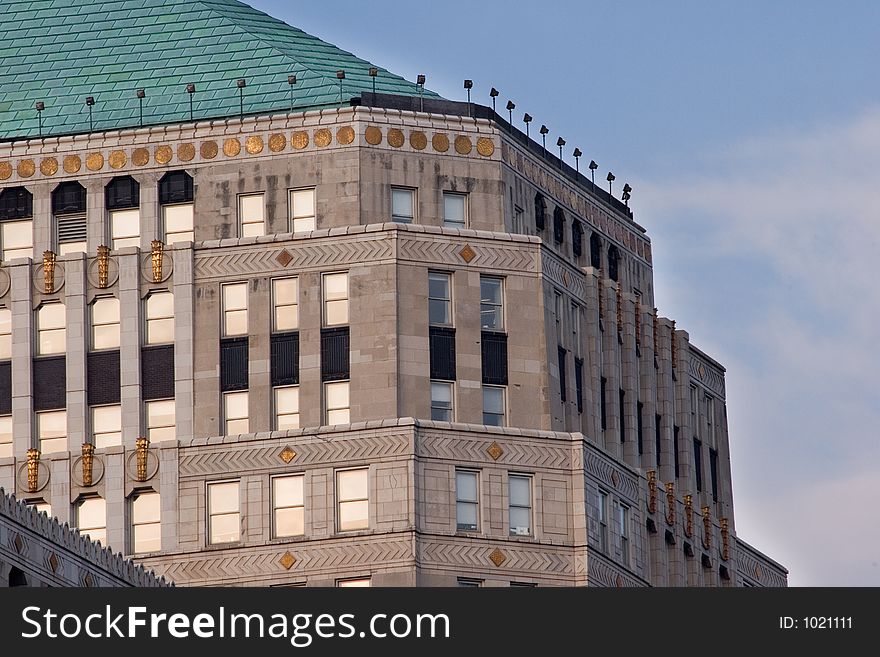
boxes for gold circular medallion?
[86,152,104,171]
[410,131,427,150]
[269,133,286,152]
[155,145,173,164]
[432,133,449,152]
[39,157,58,176]
[364,126,382,145]
[200,141,218,159]
[245,135,264,154]
[223,138,241,157]
[454,136,473,155]
[336,126,355,145]
[0,162,11,180]
[132,148,150,166]
[63,155,82,173]
[108,150,126,169]
[17,160,35,178]
[476,137,495,157]
[178,143,195,162]
[314,128,332,148]
[291,131,309,149]
[387,128,405,148]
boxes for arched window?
[572,221,584,258]
[53,181,88,254]
[158,171,194,244]
[534,193,546,231]
[590,232,602,269]
[0,187,33,261]
[106,176,140,250]
[553,206,565,244]
[9,566,28,587]
[608,245,620,282]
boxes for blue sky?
[253,0,880,586]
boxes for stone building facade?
[0,0,786,587]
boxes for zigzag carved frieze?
[736,548,787,588]
[418,433,571,469]
[178,433,411,477]
[584,449,640,502]
[419,540,574,575]
[194,237,394,279]
[688,353,726,398]
[542,254,587,299]
[587,551,646,587]
[397,237,537,273]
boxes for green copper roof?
[0,0,439,141]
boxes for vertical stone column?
[32,183,52,256]
[64,254,87,450]
[455,269,482,423]
[172,246,194,443]
[86,178,106,252]
[298,271,322,429]
[10,263,33,457]
[139,172,160,248]
[159,445,179,552]
[248,277,271,433]
[118,250,141,447]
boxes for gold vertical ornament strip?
[615,284,622,335]
[136,437,150,482]
[27,449,40,493]
[665,482,675,525]
[684,494,693,537]
[43,250,56,294]
[97,245,110,289]
[82,443,95,487]
[647,470,657,514]
[720,517,730,561]
[151,240,164,283]
[702,505,712,550]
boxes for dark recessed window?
[572,221,583,257]
[608,245,620,282]
[694,438,703,492]
[0,187,33,220]
[105,176,140,210]
[553,207,565,244]
[52,181,86,215]
[534,193,546,231]
[159,171,193,205]
[590,232,601,269]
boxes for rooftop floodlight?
[523,112,532,138]
[417,74,426,85]
[136,89,146,127]
[539,124,549,153]
[607,171,616,196]
[288,74,297,111]
[489,87,499,112]
[556,136,566,163]
[336,70,345,105]
[236,79,246,120]
[416,74,426,111]
[506,99,515,124]
[236,79,247,88]
[463,79,473,116]
[86,96,95,131]
[622,183,633,206]
[573,147,582,173]
[35,101,45,137]
[185,83,196,121]
[589,159,598,184]
[369,67,379,94]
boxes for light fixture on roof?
[35,101,44,138]
[539,124,549,154]
[185,83,195,122]
[556,137,566,165]
[336,70,345,105]
[573,147,582,173]
[589,159,598,185]
[369,67,379,95]
[236,79,246,120]
[506,100,515,125]
[136,89,146,127]
[287,74,297,112]
[463,79,473,116]
[606,171,615,196]
[489,87,499,112]
[622,183,632,206]
[85,96,95,132]
[417,74,426,112]
[523,112,532,138]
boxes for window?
[479,276,504,331]
[77,497,106,545]
[706,396,715,443]
[430,381,453,422]
[131,491,161,554]
[598,490,609,552]
[90,297,120,350]
[0,414,11,458]
[338,578,371,587]
[36,303,65,356]
[239,193,265,237]
[290,188,316,232]
[510,581,538,587]
[689,384,698,417]
[571,303,581,356]
[37,410,66,454]
[222,282,248,337]
[54,181,88,255]
[0,187,33,261]
[482,385,505,426]
[636,401,644,455]
[110,209,140,250]
[673,425,680,478]
[273,474,305,538]
[554,290,563,339]
[655,414,663,466]
[272,278,299,332]
[619,389,626,444]
[207,481,240,544]
[337,468,368,532]
[534,193,546,231]
[572,220,584,257]
[443,192,467,228]
[159,171,194,244]
[509,475,532,536]
[553,206,565,244]
[274,385,300,430]
[455,470,479,531]
[513,205,524,233]
[709,448,719,502]
[146,399,175,443]
[608,245,620,282]
[322,272,348,326]
[0,307,10,359]
[600,377,608,430]
[145,292,174,344]
[324,381,350,425]
[91,405,121,448]
[457,578,483,587]
[694,438,703,492]
[223,391,249,434]
[391,187,415,223]
[617,502,630,566]
[428,272,452,326]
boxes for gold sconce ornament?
[26,448,40,493]
[97,245,110,289]
[702,505,712,550]
[135,437,150,482]
[665,482,675,525]
[43,250,56,293]
[150,240,165,283]
[647,470,657,514]
[684,494,694,537]
[721,517,730,561]
[82,443,95,487]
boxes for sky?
[252,0,880,586]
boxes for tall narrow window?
[636,401,644,455]
[482,385,505,426]
[273,474,305,538]
[159,171,194,244]
[145,291,174,344]
[207,480,240,544]
[600,377,608,430]
[222,283,248,337]
[324,381,350,424]
[107,176,140,250]
[553,206,565,244]
[706,396,715,443]
[290,188,316,232]
[37,410,67,454]
[590,232,601,269]
[91,405,121,448]
[272,278,298,332]
[508,475,532,536]
[239,193,265,237]
[274,385,300,430]
[673,425,680,478]
[428,272,452,326]
[571,303,581,356]
[0,187,33,261]
[554,290,563,340]
[443,192,467,228]
[36,303,66,356]
[608,245,620,282]
[77,497,106,545]
[431,381,453,421]
[146,399,175,442]
[337,468,368,532]
[0,307,11,359]
[54,181,87,254]
[694,438,703,492]
[479,276,504,331]
[709,448,719,502]
[0,414,11,459]
[572,221,584,257]
[90,297,120,350]
[322,272,349,326]
[131,491,161,554]
[391,187,415,223]
[619,389,626,444]
[617,502,630,566]
[534,193,546,231]
[223,391,249,434]
[598,490,609,552]
[513,205,524,233]
[655,413,663,466]
[455,470,479,531]
[689,384,698,418]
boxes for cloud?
[633,107,880,585]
